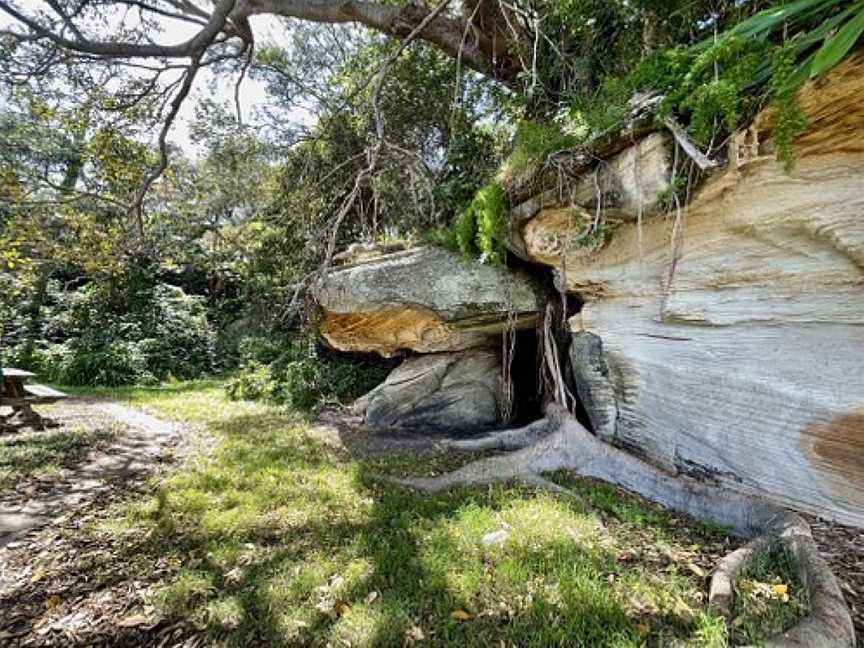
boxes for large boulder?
[529,53,864,527]
[354,350,502,431]
[315,246,544,356]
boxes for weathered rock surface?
[528,53,864,527]
[315,246,543,356]
[507,133,672,262]
[570,132,672,220]
[354,350,502,431]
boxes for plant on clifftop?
[452,182,509,264]
[770,43,811,169]
[499,121,579,185]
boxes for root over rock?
[385,406,856,647]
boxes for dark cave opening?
[505,289,595,434]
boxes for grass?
[0,406,118,492]
[39,380,795,646]
[730,544,809,645]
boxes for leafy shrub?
[59,340,156,387]
[444,181,509,264]
[225,362,277,401]
[473,183,508,263]
[226,335,394,412]
[4,281,217,386]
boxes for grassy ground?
[63,381,733,647]
[730,545,809,645]
[6,380,807,646]
[0,404,119,493]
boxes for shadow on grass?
[4,398,729,647]
[0,424,116,492]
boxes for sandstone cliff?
[516,53,864,527]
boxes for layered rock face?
[315,245,544,432]
[315,246,543,356]
[517,54,864,527]
[353,350,502,431]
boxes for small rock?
[482,528,510,546]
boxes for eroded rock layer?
[524,54,864,527]
[315,246,543,356]
[354,350,503,431]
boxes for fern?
[447,182,509,264]
[473,183,508,264]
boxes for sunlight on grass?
[82,380,742,646]
[0,414,118,492]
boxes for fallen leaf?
[450,609,472,621]
[336,602,351,616]
[365,591,379,605]
[45,595,61,610]
[406,625,425,641]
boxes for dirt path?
[0,402,186,551]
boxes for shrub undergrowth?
[3,281,217,386]
[225,335,394,412]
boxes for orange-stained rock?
[314,246,544,356]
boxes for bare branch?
[0,0,238,59]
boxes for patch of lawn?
[0,413,118,492]
[56,379,253,425]
[730,544,809,645]
[75,382,740,647]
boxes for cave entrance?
[503,292,595,433]
[506,326,544,426]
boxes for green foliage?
[454,202,478,258]
[4,281,217,386]
[568,36,765,148]
[223,362,277,402]
[225,335,393,412]
[500,121,578,183]
[731,544,809,645]
[670,37,764,143]
[474,183,508,263]
[55,340,155,387]
[771,44,811,169]
[548,0,864,173]
[448,182,508,264]
[810,2,864,76]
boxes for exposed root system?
[386,406,856,647]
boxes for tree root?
[709,512,856,647]
[437,418,553,452]
[383,405,856,647]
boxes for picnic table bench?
[1,367,67,431]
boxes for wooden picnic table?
[1,367,67,431]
